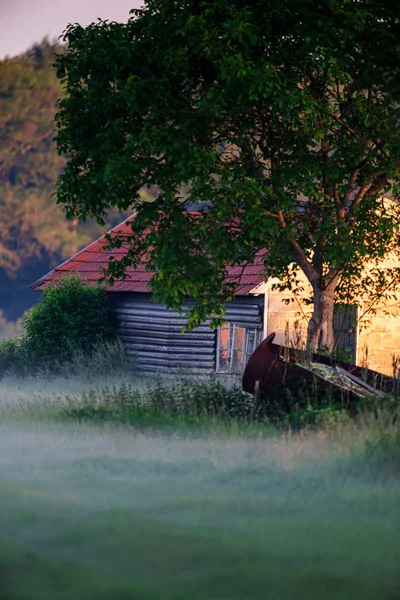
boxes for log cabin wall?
[109,293,264,374]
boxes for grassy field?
[0,373,399,600]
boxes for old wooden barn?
[32,200,400,377]
[31,212,266,375]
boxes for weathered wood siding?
[110,293,263,374]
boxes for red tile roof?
[31,213,267,295]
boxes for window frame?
[216,322,262,374]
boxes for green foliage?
[146,377,254,420]
[0,38,137,275]
[0,337,27,378]
[21,274,117,363]
[63,378,255,424]
[0,40,69,278]
[0,335,127,381]
[0,39,157,323]
[59,377,265,435]
[255,378,352,429]
[331,346,354,364]
[58,373,400,433]
[55,0,400,347]
[257,374,400,430]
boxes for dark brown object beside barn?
[243,333,393,401]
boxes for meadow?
[0,370,399,600]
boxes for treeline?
[0,40,155,335]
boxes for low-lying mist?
[0,374,399,600]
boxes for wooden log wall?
[110,292,264,374]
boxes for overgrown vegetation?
[22,274,117,362]
[3,311,400,433]
[1,353,400,599]
[51,370,399,437]
[59,379,258,434]
[0,275,120,377]
[1,366,400,481]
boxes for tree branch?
[277,209,319,284]
[328,112,357,136]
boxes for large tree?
[55,0,400,352]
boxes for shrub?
[22,274,117,365]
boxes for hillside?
[0,40,155,336]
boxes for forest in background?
[0,40,156,338]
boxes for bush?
[22,274,117,365]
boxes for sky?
[0,0,143,60]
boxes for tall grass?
[0,363,400,598]
[1,334,400,480]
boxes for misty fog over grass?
[0,374,399,599]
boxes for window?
[217,322,262,373]
[333,304,358,362]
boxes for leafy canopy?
[55,0,400,329]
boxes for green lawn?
[0,417,399,600]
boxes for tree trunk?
[307,287,336,355]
